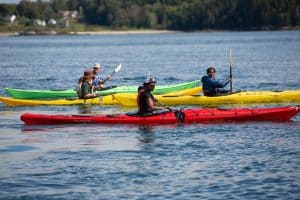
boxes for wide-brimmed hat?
[83,70,93,79]
[93,63,101,68]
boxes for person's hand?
[165,106,172,111]
[106,75,112,80]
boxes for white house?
[47,18,57,25]
[58,10,78,19]
[32,19,46,26]
[4,15,16,23]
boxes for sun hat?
[83,70,93,79]
[143,76,156,85]
[93,63,101,68]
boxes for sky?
[0,0,50,3]
[0,0,20,3]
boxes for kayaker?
[92,63,112,90]
[201,66,232,96]
[80,70,98,99]
[137,77,169,115]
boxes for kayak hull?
[5,80,199,99]
[114,90,300,107]
[20,106,299,125]
[0,96,105,107]
[0,86,202,107]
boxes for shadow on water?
[0,145,38,153]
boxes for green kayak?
[4,80,199,99]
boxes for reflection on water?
[138,125,155,134]
[77,104,93,114]
[137,125,156,143]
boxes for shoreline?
[0,30,178,36]
[74,30,177,35]
[0,27,299,36]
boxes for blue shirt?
[201,75,230,95]
[92,74,101,86]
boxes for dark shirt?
[137,88,155,115]
[201,75,230,96]
[81,80,93,98]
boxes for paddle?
[154,98,185,122]
[154,98,173,112]
[229,48,233,92]
[102,63,122,84]
[98,85,118,91]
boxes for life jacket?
[137,86,154,115]
[76,80,93,99]
[137,86,145,111]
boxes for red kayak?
[20,106,299,125]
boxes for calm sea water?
[0,31,300,199]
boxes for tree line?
[0,0,299,30]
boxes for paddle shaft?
[229,49,233,92]
[102,71,115,84]
[102,64,122,84]
[155,98,172,112]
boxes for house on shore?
[4,15,16,23]
[31,19,46,26]
[58,10,78,19]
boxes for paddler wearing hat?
[137,76,169,115]
[81,70,98,99]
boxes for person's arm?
[222,77,232,87]
[82,83,97,99]
[99,75,112,84]
[147,96,167,111]
[83,93,97,99]
[207,77,229,88]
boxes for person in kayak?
[137,77,169,115]
[92,63,111,90]
[201,66,232,96]
[80,70,98,99]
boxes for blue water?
[0,31,300,199]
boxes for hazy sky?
[0,0,20,3]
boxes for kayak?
[113,89,300,107]
[20,106,300,125]
[0,95,114,107]
[4,80,200,99]
[0,86,202,107]
[103,86,202,105]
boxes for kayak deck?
[20,106,299,125]
[5,80,200,99]
[113,90,300,107]
[0,86,202,107]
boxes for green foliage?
[0,0,299,31]
[0,4,17,16]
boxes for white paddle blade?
[114,63,122,73]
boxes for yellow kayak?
[104,86,203,105]
[0,96,115,107]
[0,86,202,107]
[113,89,300,107]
